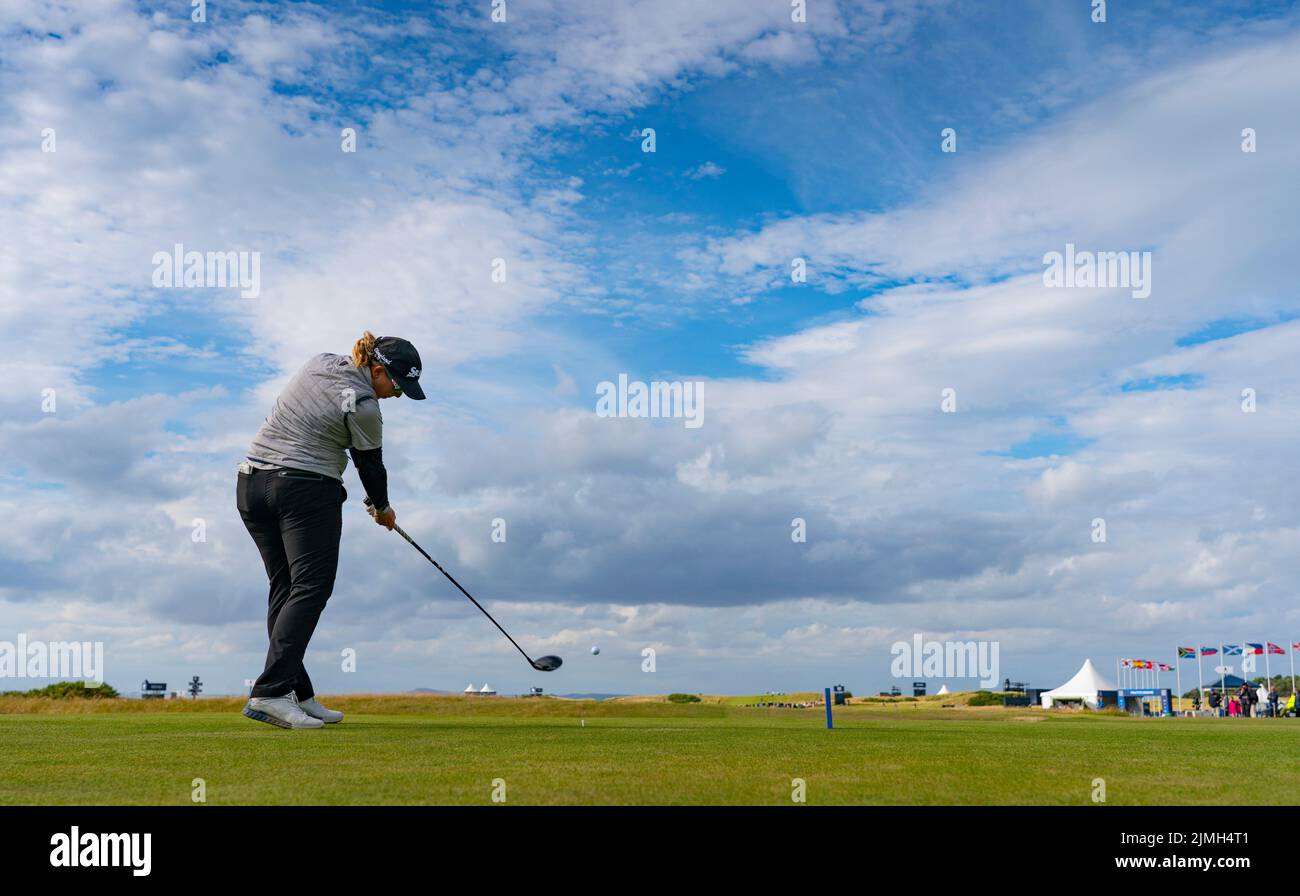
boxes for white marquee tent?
[1040,658,1117,709]
[936,684,950,695]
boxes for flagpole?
[1242,640,1247,717]
[1175,652,1182,714]
[1220,643,1226,707]
[1197,645,1205,709]
[1246,640,1252,717]
[1292,639,1297,700]
[1248,639,1258,717]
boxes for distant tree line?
[1,681,120,699]
[1182,675,1298,699]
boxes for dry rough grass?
[0,693,724,718]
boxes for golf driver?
[365,498,563,672]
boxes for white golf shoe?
[298,696,344,724]
[242,690,324,729]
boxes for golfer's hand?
[371,505,397,530]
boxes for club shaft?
[390,523,538,668]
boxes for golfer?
[236,331,425,728]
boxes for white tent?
[479,684,496,695]
[1040,658,1116,709]
[936,684,950,695]
[463,684,475,694]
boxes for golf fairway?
[3,695,1298,805]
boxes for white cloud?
[685,160,725,179]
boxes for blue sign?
[1117,688,1174,716]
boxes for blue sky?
[3,0,1300,698]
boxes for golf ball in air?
[591,646,600,655]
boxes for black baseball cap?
[372,336,426,400]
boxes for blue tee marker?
[824,687,833,729]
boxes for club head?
[531,655,563,672]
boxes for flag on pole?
[1223,645,1242,656]
[1268,643,1284,654]
[1201,647,1218,656]
[1157,662,1171,671]
[1178,647,1196,659]
[1244,645,1262,692]
[1292,640,1297,699]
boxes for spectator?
[1268,686,1279,718]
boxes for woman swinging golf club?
[236,331,424,728]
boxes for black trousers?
[237,466,345,700]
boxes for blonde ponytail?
[352,330,377,367]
